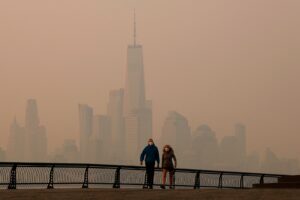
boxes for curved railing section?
[0,162,284,189]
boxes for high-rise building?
[62,139,79,162]
[78,104,94,162]
[25,99,40,129]
[50,139,80,163]
[161,111,191,167]
[93,115,111,163]
[235,123,246,159]
[107,89,125,163]
[124,12,152,163]
[218,124,247,170]
[88,134,102,163]
[7,117,26,161]
[24,99,47,161]
[191,124,218,169]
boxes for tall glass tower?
[124,11,152,163]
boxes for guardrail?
[0,162,284,189]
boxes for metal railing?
[0,162,284,189]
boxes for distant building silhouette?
[78,104,93,162]
[235,123,247,164]
[124,12,152,163]
[219,135,239,169]
[24,99,47,161]
[260,148,300,174]
[107,89,125,163]
[7,117,26,161]
[245,152,260,172]
[62,139,79,162]
[88,133,102,163]
[261,148,282,173]
[92,115,110,163]
[50,139,79,163]
[191,125,219,169]
[7,99,47,162]
[161,111,191,166]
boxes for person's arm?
[140,147,147,165]
[173,153,177,168]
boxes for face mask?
[148,142,153,146]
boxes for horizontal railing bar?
[0,162,284,178]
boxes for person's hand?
[140,161,143,166]
[156,164,159,169]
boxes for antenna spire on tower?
[134,9,136,46]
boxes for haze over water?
[1,0,300,163]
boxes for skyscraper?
[161,111,191,147]
[235,123,246,159]
[62,139,79,162]
[161,111,191,166]
[124,11,152,163]
[24,99,47,161]
[93,115,111,163]
[124,12,146,115]
[107,89,125,163]
[25,99,40,129]
[78,104,94,162]
[191,125,218,169]
[7,117,26,161]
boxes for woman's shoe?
[160,185,166,189]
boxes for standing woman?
[161,145,177,189]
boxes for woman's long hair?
[163,144,174,154]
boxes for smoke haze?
[1,0,300,168]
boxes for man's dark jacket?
[140,145,160,164]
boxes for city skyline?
[5,98,300,175]
[1,1,300,167]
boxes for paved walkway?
[0,189,300,200]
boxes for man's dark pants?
[145,162,155,188]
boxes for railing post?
[82,165,89,189]
[194,171,200,189]
[172,170,176,189]
[143,170,148,189]
[240,174,244,189]
[8,164,17,190]
[47,165,55,189]
[218,172,223,188]
[113,167,121,189]
[260,174,265,184]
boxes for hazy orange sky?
[1,0,300,159]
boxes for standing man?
[140,138,160,189]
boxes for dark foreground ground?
[0,189,300,200]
